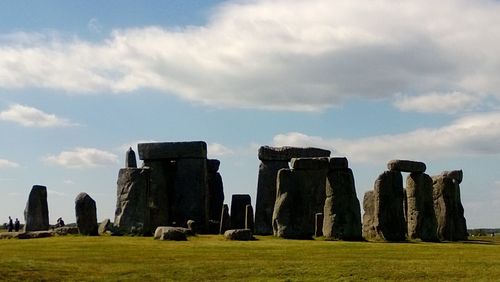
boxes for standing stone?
[245,204,254,231]
[144,160,174,231]
[114,168,150,235]
[433,173,468,241]
[207,159,224,222]
[75,193,98,236]
[126,147,137,168]
[362,191,376,239]
[406,173,438,241]
[363,171,406,241]
[272,159,329,239]
[231,194,251,229]
[219,204,230,234]
[255,146,331,235]
[315,213,324,237]
[98,218,113,235]
[24,185,49,232]
[323,165,362,241]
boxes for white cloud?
[394,92,483,114]
[208,143,234,158]
[0,0,500,111]
[0,104,76,127]
[0,159,19,168]
[273,111,500,163]
[45,147,118,168]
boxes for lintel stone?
[258,146,330,161]
[138,141,207,160]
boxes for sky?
[0,0,499,228]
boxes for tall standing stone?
[362,191,376,239]
[255,146,331,235]
[272,158,329,239]
[126,147,137,168]
[219,204,230,234]
[75,192,98,236]
[362,171,406,241]
[144,160,175,230]
[230,194,251,229]
[114,167,150,235]
[323,158,362,241]
[245,204,254,231]
[433,171,467,241]
[24,185,49,232]
[406,173,438,241]
[207,159,224,221]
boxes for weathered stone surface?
[442,170,463,184]
[138,141,207,160]
[433,174,468,241]
[323,168,362,241]
[144,160,174,231]
[255,160,289,235]
[224,229,254,241]
[207,159,220,173]
[114,168,150,235]
[153,227,189,241]
[363,171,406,241]
[362,191,376,239]
[24,185,49,232]
[258,146,331,161]
[53,226,79,235]
[170,158,208,230]
[406,173,438,241]
[187,220,197,234]
[245,205,254,231]
[98,219,113,235]
[153,226,193,240]
[290,157,329,170]
[219,204,231,234]
[18,231,53,239]
[272,168,328,239]
[329,157,349,170]
[387,160,426,173]
[231,194,251,229]
[315,213,323,237]
[207,171,224,221]
[75,193,98,236]
[126,147,137,168]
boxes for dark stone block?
[258,146,331,161]
[231,194,251,229]
[407,173,438,241]
[387,159,426,173]
[126,147,137,168]
[224,229,254,241]
[245,205,254,231]
[138,141,207,160]
[290,157,329,170]
[75,193,98,236]
[24,185,49,232]
[219,204,230,234]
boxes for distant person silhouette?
[14,218,20,232]
[7,216,13,232]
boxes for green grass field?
[0,235,499,281]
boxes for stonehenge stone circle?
[406,173,438,241]
[323,158,362,241]
[362,170,406,241]
[272,158,329,239]
[24,185,49,232]
[255,146,330,235]
[219,204,231,234]
[387,159,426,173]
[433,172,468,241]
[230,194,251,229]
[114,168,151,235]
[75,192,98,236]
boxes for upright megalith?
[245,204,254,231]
[406,173,438,241]
[230,194,251,229]
[24,185,49,232]
[433,170,467,241]
[207,159,224,222]
[362,170,406,241]
[272,157,329,239]
[114,167,150,235]
[126,147,137,168]
[323,158,362,241]
[75,193,98,236]
[219,204,230,234]
[255,146,330,235]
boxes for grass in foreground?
[0,235,499,281]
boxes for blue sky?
[1,0,499,228]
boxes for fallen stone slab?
[290,158,329,170]
[18,231,54,239]
[387,160,426,173]
[258,146,331,161]
[53,227,79,235]
[153,226,194,240]
[138,141,207,160]
[224,229,254,241]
